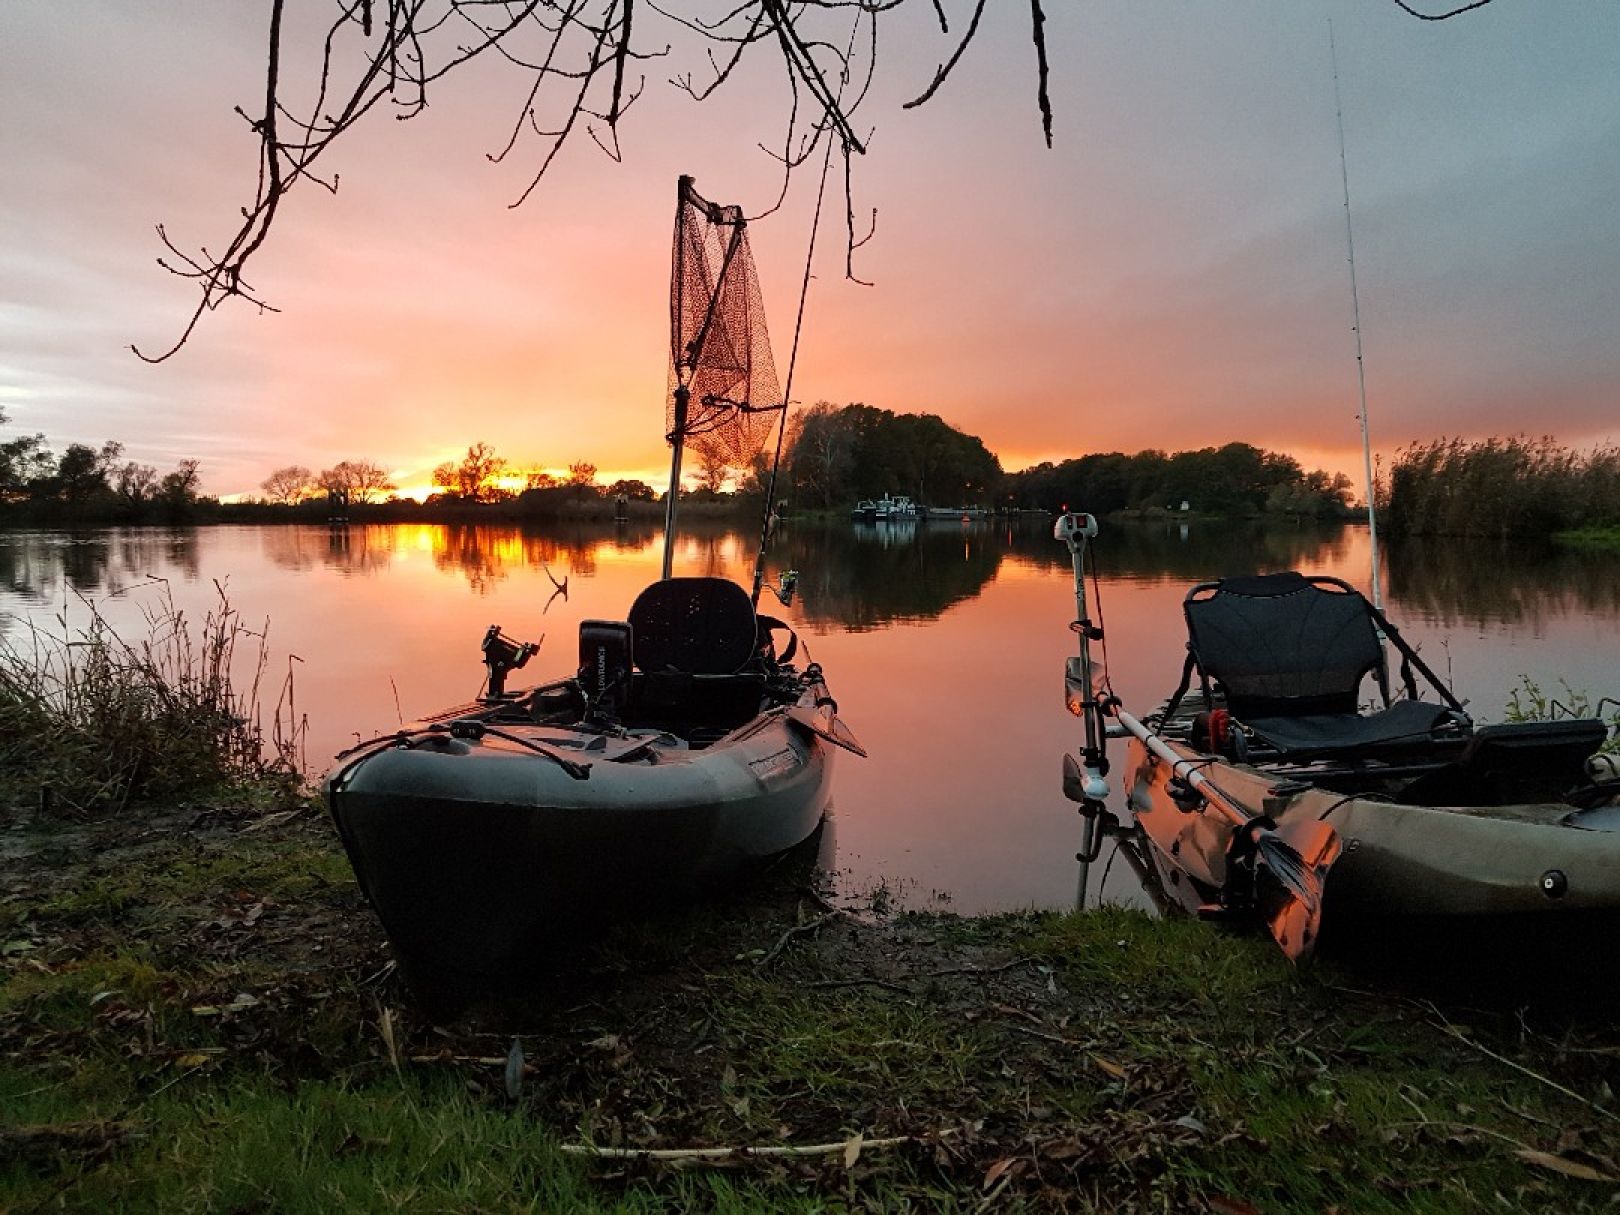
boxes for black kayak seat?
[629,577,758,675]
[624,578,767,735]
[1183,571,1456,758]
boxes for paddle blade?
[1253,818,1341,962]
[785,706,868,758]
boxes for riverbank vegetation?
[0,409,209,525]
[1384,436,1620,541]
[0,588,304,817]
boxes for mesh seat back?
[628,577,758,675]
[1184,572,1381,718]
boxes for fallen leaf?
[1207,1197,1263,1215]
[720,1064,737,1094]
[1514,1149,1615,1182]
[843,1130,864,1170]
[379,1007,399,1070]
[1092,1054,1127,1081]
[982,1156,1017,1191]
[174,1053,213,1069]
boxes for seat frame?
[1160,572,1471,763]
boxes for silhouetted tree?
[261,464,314,505]
[158,459,203,517]
[52,441,124,504]
[317,459,396,504]
[433,442,510,503]
[0,409,54,504]
[695,449,730,495]
[606,478,656,501]
[114,461,160,506]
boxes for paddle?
[784,705,869,758]
[1112,705,1340,961]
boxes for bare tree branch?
[131,0,1498,359]
[1390,0,1495,19]
[1030,0,1052,149]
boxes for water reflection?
[790,520,1001,630]
[1005,518,1361,583]
[9,519,1620,642]
[1386,536,1620,629]
[0,529,201,602]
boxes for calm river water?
[3,518,1617,913]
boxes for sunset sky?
[3,2,1617,500]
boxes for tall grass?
[0,582,306,816]
[1384,435,1620,538]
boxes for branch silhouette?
[134,0,1494,360]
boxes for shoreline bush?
[0,585,305,817]
[1384,436,1620,538]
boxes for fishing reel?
[481,625,540,701]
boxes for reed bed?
[1384,436,1620,538]
[0,582,305,816]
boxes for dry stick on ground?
[560,1129,953,1161]
[1426,1004,1620,1126]
[754,910,838,968]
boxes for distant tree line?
[1383,436,1620,539]
[0,411,207,521]
[1003,443,1356,519]
[785,403,1002,508]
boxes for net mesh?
[667,177,783,469]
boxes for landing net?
[667,177,783,469]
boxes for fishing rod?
[1330,18,1384,612]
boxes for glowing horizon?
[4,4,1617,500]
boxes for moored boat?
[1053,513,1620,969]
[326,175,865,1014]
[328,577,861,1006]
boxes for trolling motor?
[480,625,540,701]
[1056,513,1115,799]
[1055,513,1120,903]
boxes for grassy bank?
[1554,526,1620,553]
[7,802,1620,1212]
